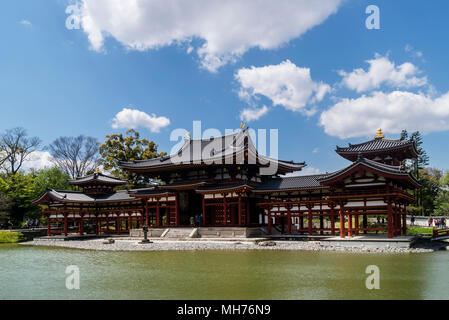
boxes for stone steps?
[164,228,196,238]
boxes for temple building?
[35,128,420,238]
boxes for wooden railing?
[433,228,449,238]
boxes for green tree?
[0,172,38,224]
[434,171,449,216]
[401,130,430,215]
[434,191,449,216]
[98,129,166,187]
[31,167,71,197]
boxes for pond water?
[0,244,448,300]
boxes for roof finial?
[94,167,101,174]
[375,128,384,139]
[240,122,246,129]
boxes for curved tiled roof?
[119,128,305,174]
[33,189,137,205]
[317,156,421,187]
[255,174,331,192]
[336,138,418,154]
[68,173,127,186]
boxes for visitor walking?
[411,215,415,226]
[189,216,195,227]
[194,215,200,228]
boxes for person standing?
[411,215,415,226]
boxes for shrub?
[0,231,26,243]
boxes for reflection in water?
[0,244,447,300]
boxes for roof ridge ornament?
[94,167,101,174]
[374,128,385,139]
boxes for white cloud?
[112,108,170,133]
[240,105,269,123]
[281,166,322,177]
[338,54,427,93]
[320,90,449,139]
[19,20,32,26]
[312,148,319,154]
[236,60,331,114]
[77,0,343,72]
[21,151,53,171]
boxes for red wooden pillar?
[128,215,132,232]
[300,216,304,233]
[330,204,336,236]
[246,198,250,225]
[238,194,242,226]
[393,203,398,236]
[63,212,68,236]
[202,195,206,226]
[79,213,84,235]
[116,216,120,235]
[348,212,353,237]
[156,198,160,227]
[96,216,100,235]
[319,215,324,235]
[46,214,51,236]
[387,198,393,238]
[223,194,227,225]
[339,202,345,238]
[175,193,179,227]
[287,206,292,235]
[106,215,110,234]
[319,202,324,235]
[307,204,313,235]
[363,198,368,234]
[145,198,149,227]
[354,214,359,236]
[402,205,407,235]
[267,210,272,235]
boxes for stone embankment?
[23,238,435,253]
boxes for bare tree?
[0,127,42,176]
[49,135,100,179]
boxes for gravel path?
[22,239,434,254]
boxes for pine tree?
[401,130,430,215]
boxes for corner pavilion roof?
[318,156,421,188]
[119,128,306,175]
[336,138,417,154]
[335,129,419,161]
[254,155,421,192]
[68,172,128,186]
[33,189,138,205]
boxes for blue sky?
[1,0,449,173]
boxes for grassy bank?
[407,227,433,235]
[0,231,26,243]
